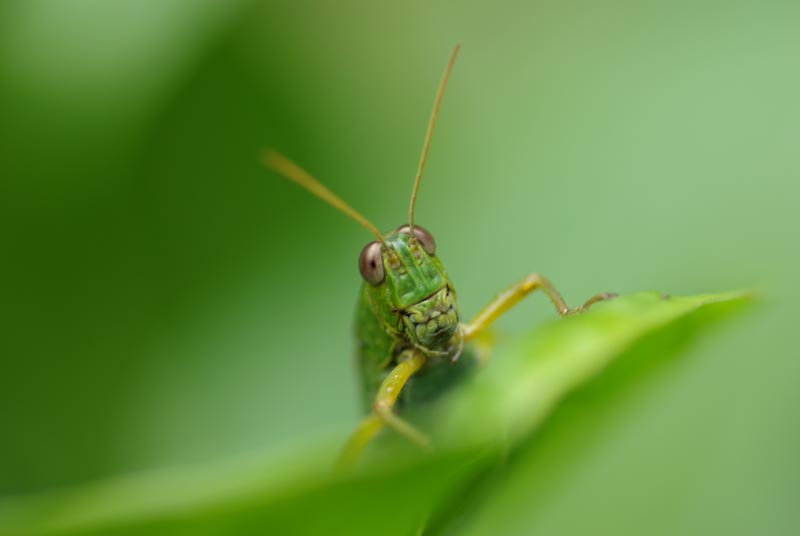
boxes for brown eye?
[396,224,436,255]
[358,241,385,285]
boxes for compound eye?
[358,241,385,285]
[396,224,436,255]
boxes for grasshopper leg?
[336,414,383,469]
[372,349,430,445]
[336,349,429,468]
[461,273,616,342]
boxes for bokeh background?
[2,0,798,533]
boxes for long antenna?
[263,150,386,244]
[408,43,461,233]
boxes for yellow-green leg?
[462,273,616,342]
[336,349,428,469]
[336,414,383,469]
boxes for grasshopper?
[265,45,614,467]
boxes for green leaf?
[431,291,752,447]
[0,291,751,536]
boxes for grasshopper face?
[360,226,460,353]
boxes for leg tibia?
[462,273,616,341]
[336,349,428,468]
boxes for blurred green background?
[2,0,798,533]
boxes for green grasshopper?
[265,45,614,467]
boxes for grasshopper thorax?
[360,226,460,354]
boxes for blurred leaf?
[0,291,751,536]
[430,291,752,447]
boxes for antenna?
[408,43,461,233]
[263,150,386,245]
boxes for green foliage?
[0,292,750,536]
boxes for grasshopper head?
[359,225,460,352]
[265,46,463,354]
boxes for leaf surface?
[0,291,751,536]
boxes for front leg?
[372,349,430,447]
[337,349,428,468]
[461,273,615,342]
